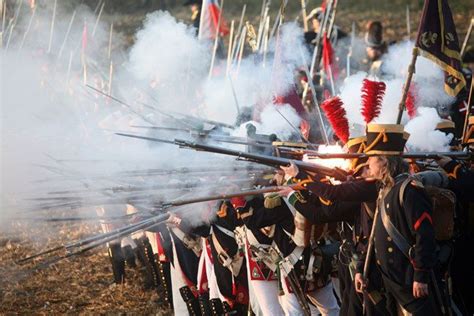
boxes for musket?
[157,184,303,209]
[278,147,473,160]
[20,185,300,268]
[130,125,201,133]
[275,247,311,316]
[16,213,166,265]
[170,111,235,130]
[174,139,349,181]
[116,131,273,151]
[24,215,170,272]
[30,176,269,213]
[45,177,259,197]
[361,206,379,314]
[116,132,175,145]
[12,215,135,223]
[129,126,275,148]
[114,133,347,180]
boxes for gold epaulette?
[216,203,228,218]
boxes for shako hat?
[345,136,368,175]
[365,21,384,48]
[436,119,456,135]
[364,124,409,155]
[183,0,202,6]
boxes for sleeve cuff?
[413,269,430,283]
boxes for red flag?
[322,33,339,81]
[199,0,229,40]
[406,84,417,119]
[321,0,327,11]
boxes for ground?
[1,0,473,314]
[0,218,171,314]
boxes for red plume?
[360,79,386,124]
[321,96,349,144]
[405,84,417,119]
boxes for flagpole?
[262,16,270,67]
[301,0,308,32]
[58,10,77,59]
[299,46,330,145]
[108,22,113,60]
[346,21,355,77]
[460,18,473,57]
[462,78,473,144]
[47,0,57,54]
[19,5,36,49]
[1,0,6,48]
[235,25,246,75]
[406,5,411,40]
[92,0,105,37]
[255,0,267,50]
[301,0,334,104]
[226,20,234,77]
[396,47,419,124]
[6,0,23,51]
[198,0,207,40]
[231,4,246,61]
[208,0,225,79]
[108,60,114,96]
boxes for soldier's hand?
[280,160,299,179]
[413,281,429,298]
[277,186,293,197]
[354,273,366,293]
[272,170,285,186]
[166,212,182,227]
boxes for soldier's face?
[366,47,382,61]
[312,19,321,33]
[368,156,385,179]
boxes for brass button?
[377,259,381,265]
[386,203,390,208]
[387,236,392,241]
[388,247,393,253]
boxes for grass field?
[99,0,473,46]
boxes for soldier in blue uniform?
[365,123,446,315]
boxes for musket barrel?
[175,139,348,180]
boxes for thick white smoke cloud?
[337,40,455,150]
[1,2,310,229]
[405,107,453,151]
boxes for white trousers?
[197,238,222,300]
[278,273,340,316]
[170,234,189,316]
[244,243,284,315]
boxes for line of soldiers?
[96,114,474,316]
[88,3,474,316]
